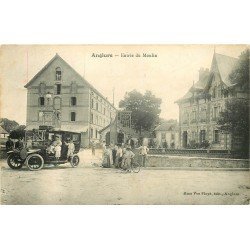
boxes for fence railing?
[147,148,246,158]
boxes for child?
[122,146,135,172]
[67,139,75,158]
[54,144,61,160]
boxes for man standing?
[138,144,149,167]
[6,136,14,151]
[91,140,96,156]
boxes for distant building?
[176,52,248,150]
[24,54,116,147]
[154,120,179,148]
[0,126,9,138]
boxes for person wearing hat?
[122,145,135,172]
[6,136,14,151]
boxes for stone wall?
[146,155,249,169]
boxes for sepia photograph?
[0,44,249,205]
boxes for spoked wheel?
[26,154,44,171]
[7,153,24,170]
[131,161,141,173]
[70,154,80,167]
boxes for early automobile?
[7,126,81,171]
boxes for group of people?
[101,142,149,171]
[6,136,24,151]
[5,135,75,160]
[46,136,75,160]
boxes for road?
[1,150,249,205]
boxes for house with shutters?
[24,53,116,147]
[176,51,248,150]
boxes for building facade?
[154,120,179,149]
[25,54,116,147]
[176,52,248,150]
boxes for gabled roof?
[0,126,8,134]
[176,52,239,104]
[211,53,238,87]
[24,54,116,110]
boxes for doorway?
[183,131,188,148]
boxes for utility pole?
[112,87,115,106]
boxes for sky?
[0,44,247,125]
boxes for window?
[95,130,98,139]
[200,130,206,143]
[56,84,61,95]
[212,87,216,98]
[171,133,175,140]
[214,130,220,143]
[213,107,218,119]
[39,97,45,106]
[90,128,93,138]
[71,97,77,106]
[91,113,93,123]
[96,115,98,125]
[91,99,94,109]
[71,112,76,121]
[161,132,166,140]
[96,102,98,111]
[56,67,62,80]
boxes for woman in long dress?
[101,145,111,168]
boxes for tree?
[217,99,249,154]
[9,125,26,139]
[229,48,249,90]
[0,118,20,133]
[119,90,162,134]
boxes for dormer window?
[56,67,62,81]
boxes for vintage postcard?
[0,44,249,205]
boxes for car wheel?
[70,154,80,167]
[7,153,24,170]
[26,154,44,171]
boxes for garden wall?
[147,155,249,169]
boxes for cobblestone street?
[1,150,249,205]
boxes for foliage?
[9,125,26,139]
[119,90,162,134]
[217,99,249,152]
[229,48,249,91]
[0,118,19,132]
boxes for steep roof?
[176,52,239,104]
[0,126,8,134]
[212,53,238,86]
[24,54,116,110]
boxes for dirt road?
[1,150,249,205]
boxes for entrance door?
[105,132,110,145]
[117,132,124,144]
[183,131,188,148]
